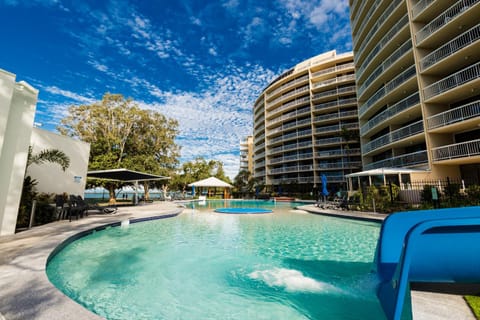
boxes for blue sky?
[0,0,352,178]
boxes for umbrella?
[192,185,195,197]
[321,174,329,198]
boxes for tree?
[27,146,70,171]
[170,157,231,191]
[58,93,180,201]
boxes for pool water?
[47,205,385,319]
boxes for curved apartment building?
[350,0,480,180]
[253,51,361,193]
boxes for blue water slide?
[374,206,480,319]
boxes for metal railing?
[415,0,478,44]
[267,85,309,107]
[266,75,309,99]
[315,137,344,145]
[432,138,480,161]
[360,92,420,135]
[364,150,428,170]
[359,65,416,117]
[267,96,311,118]
[312,85,356,101]
[427,100,480,129]
[314,110,358,123]
[358,39,412,97]
[311,62,355,78]
[315,123,359,135]
[420,24,480,71]
[312,74,356,90]
[355,0,403,61]
[362,120,424,154]
[313,98,357,112]
[352,0,377,35]
[357,14,409,80]
[412,0,436,18]
[317,148,361,157]
[423,61,480,100]
[269,130,312,144]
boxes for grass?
[465,295,480,319]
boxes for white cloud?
[208,47,218,56]
[41,86,95,104]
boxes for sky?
[0,0,352,179]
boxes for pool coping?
[0,202,475,320]
[0,202,183,320]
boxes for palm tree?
[26,146,70,171]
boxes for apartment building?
[349,0,480,181]
[253,50,361,193]
[239,136,253,173]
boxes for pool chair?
[71,195,117,217]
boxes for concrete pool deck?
[0,202,475,319]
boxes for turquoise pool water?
[47,203,385,319]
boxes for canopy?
[188,176,233,188]
[345,168,427,178]
[87,168,169,182]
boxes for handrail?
[432,138,480,161]
[427,100,480,129]
[364,150,428,170]
[362,120,424,154]
[412,0,435,18]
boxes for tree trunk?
[143,182,150,200]
[108,186,116,204]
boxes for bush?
[466,185,480,205]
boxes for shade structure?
[344,168,427,178]
[87,168,169,182]
[187,177,233,188]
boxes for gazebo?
[188,177,233,199]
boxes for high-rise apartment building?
[253,51,361,192]
[349,0,480,181]
[239,136,253,173]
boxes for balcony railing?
[312,85,356,101]
[268,85,309,107]
[267,96,311,119]
[360,92,420,135]
[359,65,416,117]
[317,148,361,157]
[423,61,480,100]
[432,138,480,161]
[428,100,480,129]
[269,130,312,144]
[315,137,344,146]
[266,75,309,99]
[352,0,378,36]
[312,74,356,90]
[357,14,409,79]
[412,0,436,18]
[315,123,359,135]
[420,24,480,71]
[311,62,355,78]
[415,0,478,44]
[362,120,424,154]
[314,110,358,123]
[355,0,403,60]
[364,150,428,170]
[358,39,412,97]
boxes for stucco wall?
[28,128,90,197]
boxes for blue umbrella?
[192,185,195,197]
[321,174,329,197]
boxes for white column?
[0,74,38,236]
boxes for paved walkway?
[0,202,475,319]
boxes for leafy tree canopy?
[170,157,231,191]
[58,93,180,200]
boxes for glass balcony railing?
[358,39,412,97]
[364,150,428,170]
[359,65,416,117]
[432,138,480,161]
[423,61,480,100]
[427,100,480,129]
[362,120,424,154]
[420,24,480,71]
[415,0,478,44]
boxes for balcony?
[362,120,424,154]
[312,85,356,102]
[315,137,344,146]
[420,24,480,72]
[317,148,361,158]
[267,85,309,107]
[351,0,376,35]
[360,92,421,136]
[312,74,356,90]
[427,100,480,130]
[270,165,313,174]
[358,39,412,97]
[423,61,480,101]
[412,0,436,18]
[266,75,309,99]
[311,62,355,79]
[359,65,417,117]
[355,0,403,59]
[267,96,311,118]
[364,150,428,170]
[314,110,358,123]
[432,138,480,161]
[415,0,478,45]
[269,130,312,144]
[357,14,409,79]
[315,123,359,135]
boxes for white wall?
[0,70,38,236]
[28,128,90,197]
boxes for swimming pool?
[47,202,385,319]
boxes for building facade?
[253,51,361,193]
[349,0,480,181]
[239,136,253,173]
